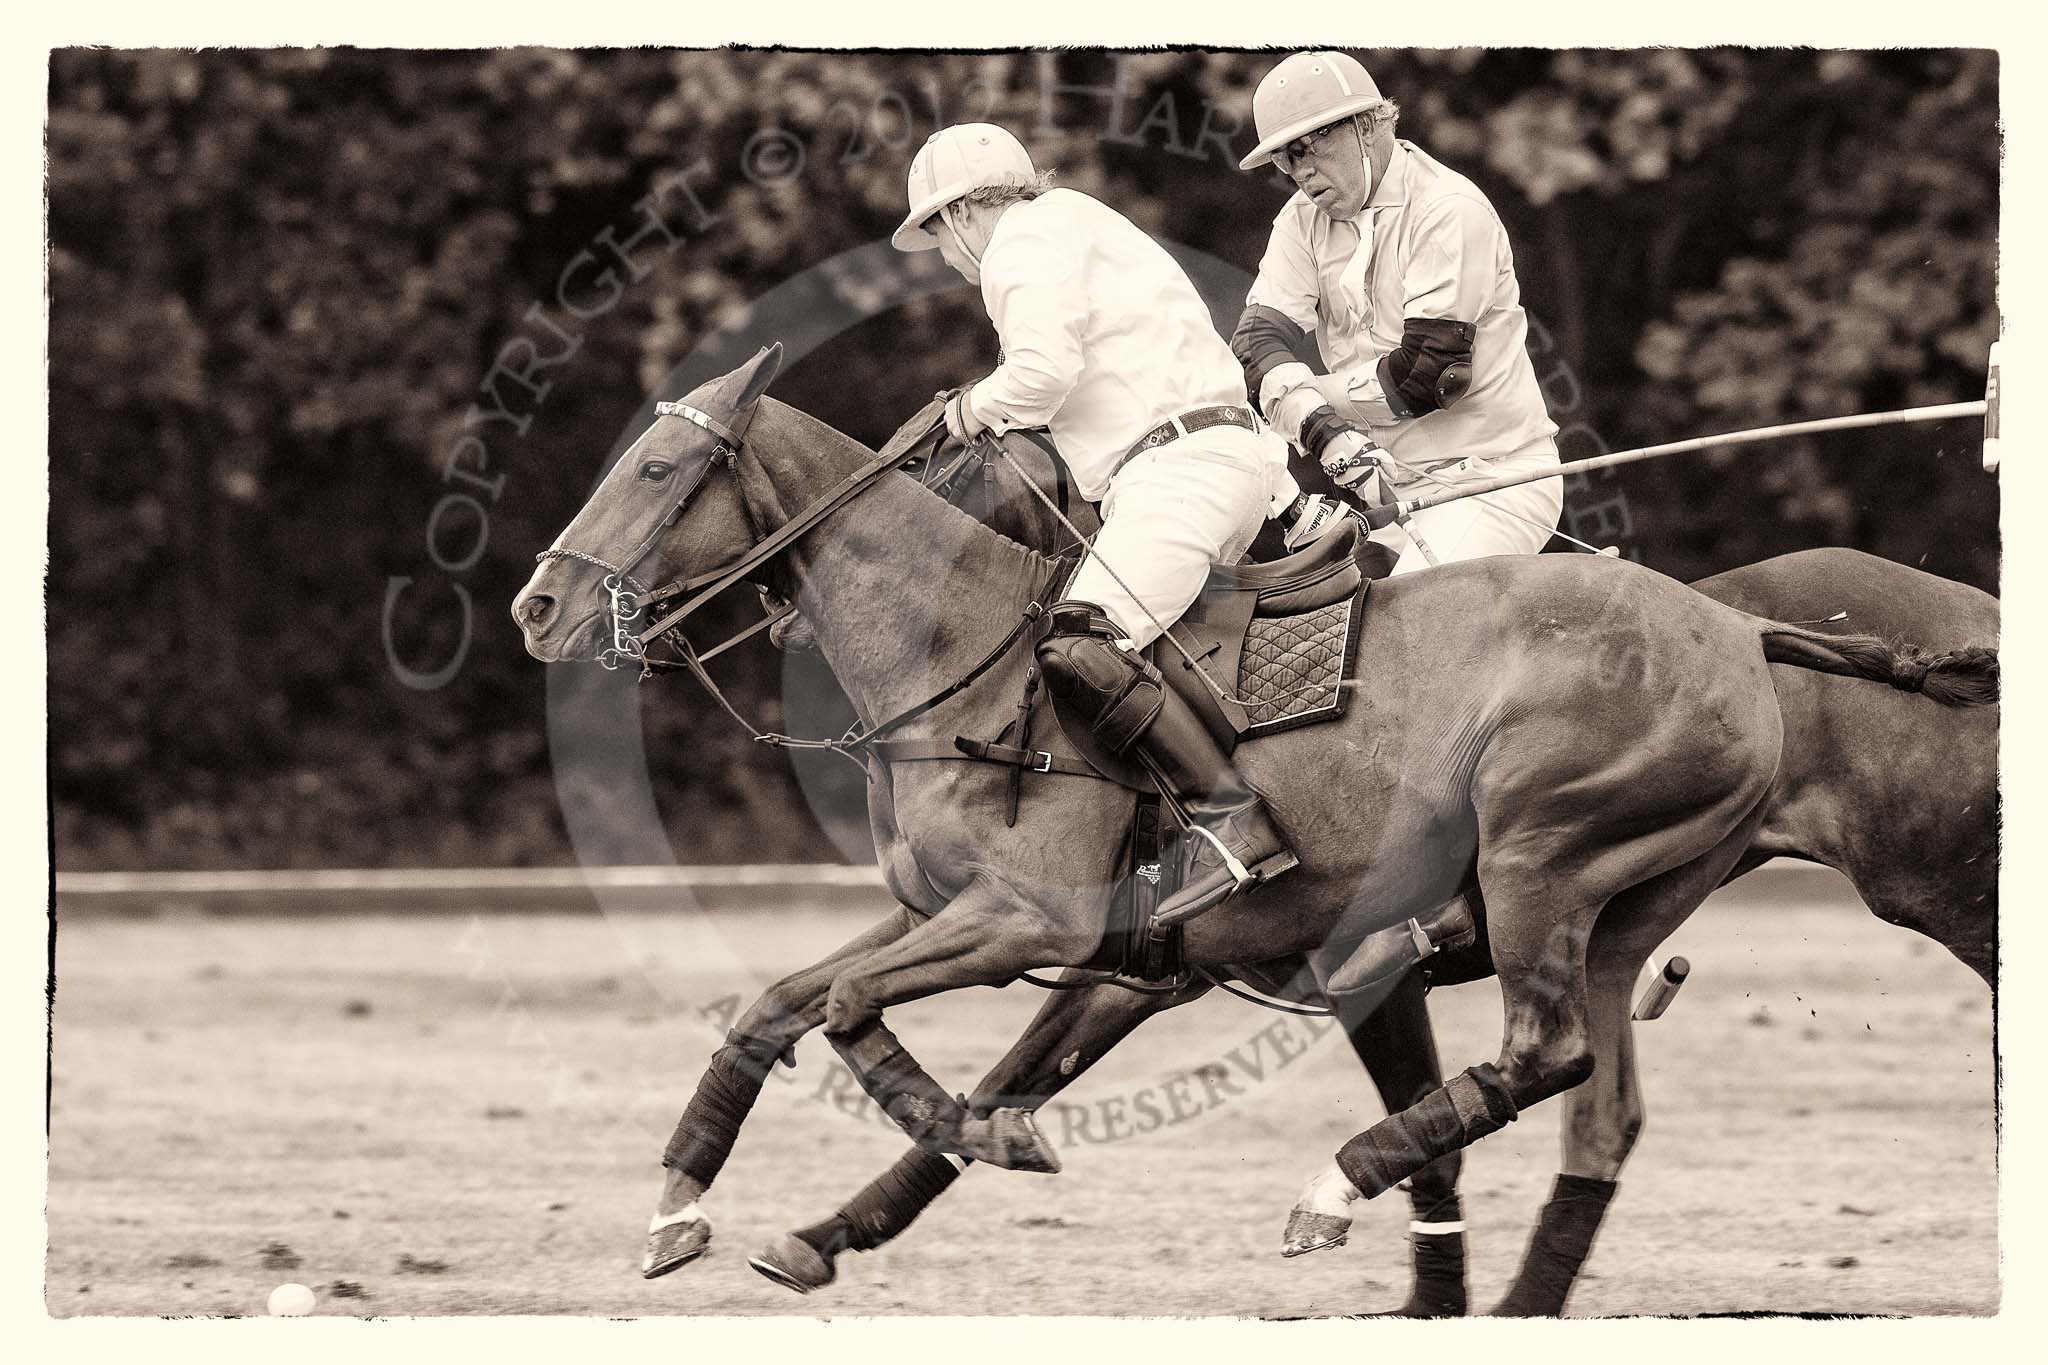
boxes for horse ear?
[727,343,784,411]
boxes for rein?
[655,559,1066,773]
[540,396,1071,772]
[540,396,1331,1018]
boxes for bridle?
[534,397,1069,769]
[534,399,758,672]
[534,404,1331,1012]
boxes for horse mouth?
[524,610,606,664]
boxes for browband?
[656,400,747,449]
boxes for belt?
[1120,405,1258,466]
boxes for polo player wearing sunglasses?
[894,123,1299,926]
[1233,52,1565,987]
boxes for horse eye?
[639,461,674,483]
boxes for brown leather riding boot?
[1326,894,1478,999]
[1036,601,1296,928]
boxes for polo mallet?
[1354,400,1992,528]
[1632,956,1690,1022]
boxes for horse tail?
[1756,621,1999,708]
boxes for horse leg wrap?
[662,1031,789,1185]
[1401,1191,1469,1318]
[1490,1175,1618,1317]
[837,1023,969,1150]
[796,1148,966,1258]
[1336,1065,1518,1199]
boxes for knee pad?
[1036,606,1164,753]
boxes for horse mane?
[757,396,1062,581]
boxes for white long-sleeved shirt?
[965,188,1267,502]
[1245,140,1558,472]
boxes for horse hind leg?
[1490,808,1763,1316]
[1280,889,1595,1270]
[1289,777,1773,1249]
[1487,956,1637,1318]
[752,971,1210,1293]
[1857,874,1997,988]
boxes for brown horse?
[512,348,1995,1308]
[750,529,1997,1310]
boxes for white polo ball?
[268,1282,317,1316]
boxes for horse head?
[513,345,785,664]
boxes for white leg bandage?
[649,1202,705,1233]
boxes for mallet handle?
[1392,402,1990,517]
[1632,955,1691,1022]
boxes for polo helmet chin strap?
[941,199,985,269]
[1353,117,1377,205]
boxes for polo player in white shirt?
[895,123,1296,925]
[1233,51,1565,988]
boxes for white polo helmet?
[1239,51,1384,171]
[892,123,1036,252]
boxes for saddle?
[874,399,1382,988]
[1049,518,1376,791]
[1039,519,1380,988]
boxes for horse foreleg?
[1281,900,1586,1264]
[643,905,920,1279]
[820,883,1093,1174]
[1334,972,1467,1316]
[751,972,1211,1293]
[1286,892,1589,1244]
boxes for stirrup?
[1190,824,1254,889]
[1404,917,1435,961]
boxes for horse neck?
[987,436,1099,550]
[745,400,1048,724]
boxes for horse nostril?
[518,592,557,629]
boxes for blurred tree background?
[46,47,1998,870]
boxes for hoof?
[749,1234,837,1295]
[1281,1164,1360,1257]
[959,1108,1062,1174]
[1280,1207,1352,1258]
[642,1207,711,1279]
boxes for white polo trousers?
[1369,440,1565,576]
[1063,425,1272,649]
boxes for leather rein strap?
[651,553,1068,773]
[620,398,1073,770]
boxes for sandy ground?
[48,875,1996,1318]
